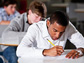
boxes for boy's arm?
[0,20,10,25]
[66,22,84,59]
[16,24,44,58]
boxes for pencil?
[47,39,55,46]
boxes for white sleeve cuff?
[34,49,44,57]
[76,50,83,55]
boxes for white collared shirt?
[16,19,84,58]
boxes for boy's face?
[4,4,16,15]
[47,20,66,40]
[28,10,42,24]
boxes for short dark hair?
[28,1,47,18]
[50,11,69,26]
[3,0,17,7]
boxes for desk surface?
[18,50,84,63]
[0,38,18,46]
[75,9,84,13]
[51,3,68,8]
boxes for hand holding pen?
[42,39,64,56]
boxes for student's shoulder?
[32,21,44,26]
[10,13,25,26]
[29,21,45,30]
[67,21,75,28]
[12,13,26,21]
[65,21,76,32]
[14,11,20,16]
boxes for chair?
[0,55,8,63]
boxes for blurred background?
[0,0,84,49]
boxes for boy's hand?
[65,49,83,59]
[43,46,64,56]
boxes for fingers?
[57,46,64,52]
[57,50,63,55]
[66,50,80,59]
[46,46,64,56]
[75,53,79,58]
[55,46,64,56]
[57,48,64,53]
[66,50,74,58]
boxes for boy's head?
[47,11,69,40]
[28,1,47,24]
[3,0,17,15]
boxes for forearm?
[16,45,44,57]
[0,21,10,25]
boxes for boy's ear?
[28,10,32,15]
[47,20,50,28]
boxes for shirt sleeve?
[67,22,84,48]
[16,24,44,58]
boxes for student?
[2,1,47,63]
[0,0,20,25]
[17,11,84,59]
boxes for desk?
[0,32,26,46]
[18,50,84,63]
[51,3,68,8]
[51,3,69,13]
[75,9,84,13]
[0,38,18,46]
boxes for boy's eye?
[53,29,57,32]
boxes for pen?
[47,39,55,46]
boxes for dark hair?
[50,11,69,26]
[2,0,17,7]
[28,1,47,18]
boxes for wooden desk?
[0,43,18,46]
[18,50,84,63]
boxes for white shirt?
[16,19,84,58]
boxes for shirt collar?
[42,18,50,38]
[23,13,28,23]
[24,12,31,25]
